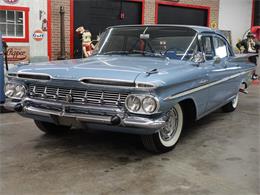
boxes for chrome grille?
[28,84,129,106]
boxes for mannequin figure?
[76,26,94,58]
[236,32,259,53]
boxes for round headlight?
[13,85,26,98]
[5,83,16,98]
[126,95,141,112]
[5,83,26,99]
[142,96,157,113]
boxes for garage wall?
[144,0,156,24]
[183,0,220,26]
[157,4,209,26]
[50,0,71,60]
[73,0,142,58]
[144,0,220,27]
[50,0,220,60]
[0,0,48,60]
[218,0,253,48]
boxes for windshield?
[94,26,198,60]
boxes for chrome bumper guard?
[4,98,166,130]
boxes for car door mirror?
[191,52,205,64]
[213,56,221,64]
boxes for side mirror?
[191,52,205,64]
[213,56,221,64]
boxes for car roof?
[108,24,215,34]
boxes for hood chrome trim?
[8,72,52,81]
[80,77,135,87]
[79,77,155,89]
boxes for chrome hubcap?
[160,108,179,141]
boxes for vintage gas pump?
[0,33,5,105]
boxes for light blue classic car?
[5,25,256,153]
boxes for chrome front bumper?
[4,98,166,132]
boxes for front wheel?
[222,94,239,112]
[141,103,183,153]
[34,120,71,135]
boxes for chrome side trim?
[164,70,252,101]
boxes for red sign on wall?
[32,29,44,41]
[3,0,19,4]
[6,46,30,64]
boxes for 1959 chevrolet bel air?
[4,25,256,153]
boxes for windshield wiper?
[129,50,165,58]
[100,50,167,59]
[101,51,129,55]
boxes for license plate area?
[50,115,75,126]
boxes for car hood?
[11,55,188,83]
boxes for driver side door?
[201,34,239,111]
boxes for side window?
[201,36,214,61]
[213,37,228,58]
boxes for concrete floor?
[0,85,259,195]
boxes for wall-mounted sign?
[3,0,19,4]
[32,29,44,41]
[210,21,218,29]
[6,46,30,64]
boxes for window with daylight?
[0,6,29,42]
[0,10,24,37]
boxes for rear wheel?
[34,120,71,135]
[222,94,239,112]
[141,103,183,153]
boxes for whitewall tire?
[141,103,183,153]
[222,94,239,112]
